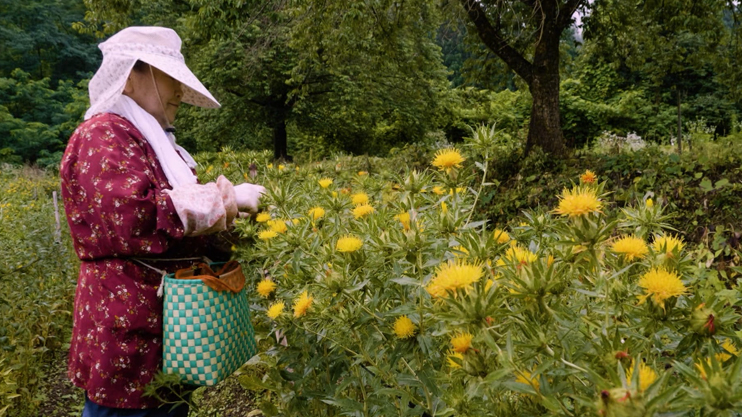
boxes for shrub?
[190,128,742,416]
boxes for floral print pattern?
[60,113,225,408]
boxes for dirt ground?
[38,350,258,417]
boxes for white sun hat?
[85,26,219,120]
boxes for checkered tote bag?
[162,261,257,386]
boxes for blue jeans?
[82,394,189,417]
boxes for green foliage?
[0,166,78,416]
[79,0,452,159]
[189,132,742,416]
[478,138,742,258]
[580,0,741,150]
[0,0,99,82]
[0,70,88,165]
[0,0,97,165]
[4,137,742,415]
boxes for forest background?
[1,0,740,166]
[2,1,742,416]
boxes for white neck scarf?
[108,95,198,188]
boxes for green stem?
[353,366,369,417]
[465,153,489,227]
[401,357,434,413]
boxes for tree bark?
[527,71,564,155]
[528,0,566,155]
[459,0,573,156]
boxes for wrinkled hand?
[233,183,266,213]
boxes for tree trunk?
[526,71,565,155]
[273,116,288,161]
[458,0,581,157]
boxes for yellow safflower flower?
[580,169,597,184]
[426,260,483,298]
[450,332,473,353]
[611,235,649,261]
[259,230,278,240]
[719,339,739,362]
[554,186,602,217]
[694,343,738,379]
[493,228,510,244]
[452,245,469,259]
[432,186,445,195]
[637,267,686,310]
[351,192,369,206]
[267,302,284,319]
[653,234,684,256]
[432,148,466,172]
[293,291,313,318]
[336,235,363,253]
[515,369,540,391]
[440,201,448,214]
[308,206,325,221]
[395,211,411,231]
[358,171,368,176]
[498,246,537,266]
[256,212,271,223]
[393,316,416,339]
[256,279,277,298]
[447,350,463,368]
[318,178,333,188]
[352,204,375,219]
[646,198,654,208]
[268,219,288,233]
[626,361,657,392]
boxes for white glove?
[233,183,266,213]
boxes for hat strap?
[149,65,175,130]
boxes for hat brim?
[138,53,220,109]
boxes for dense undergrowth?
[2,129,741,416]
[0,167,78,416]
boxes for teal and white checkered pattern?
[162,275,257,386]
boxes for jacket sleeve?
[166,175,238,236]
[61,116,186,259]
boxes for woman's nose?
[174,82,183,99]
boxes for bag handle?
[173,260,246,293]
[132,257,213,297]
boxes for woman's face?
[123,64,183,128]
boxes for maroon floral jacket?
[61,113,222,408]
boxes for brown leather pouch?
[173,260,245,293]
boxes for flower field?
[194,128,742,416]
[2,126,742,416]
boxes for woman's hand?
[233,183,266,213]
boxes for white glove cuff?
[166,183,228,236]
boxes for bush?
[188,129,742,416]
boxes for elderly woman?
[60,27,263,416]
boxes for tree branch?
[459,0,534,83]
[558,0,585,29]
